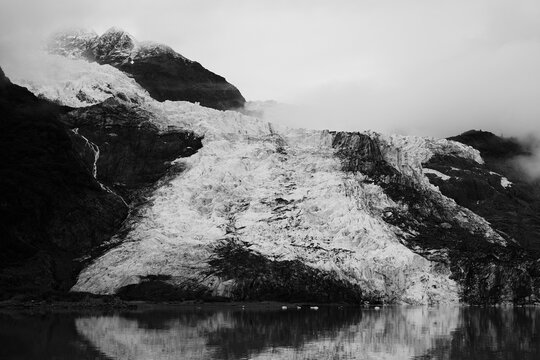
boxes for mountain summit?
[48,27,246,110]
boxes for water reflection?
[0,312,110,360]
[1,306,539,360]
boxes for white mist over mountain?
[1,0,540,140]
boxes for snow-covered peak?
[47,28,98,58]
[4,52,150,107]
[47,27,192,66]
[98,27,136,46]
[90,28,137,64]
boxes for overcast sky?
[1,0,540,136]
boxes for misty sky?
[1,0,540,136]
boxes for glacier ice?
[9,54,516,304]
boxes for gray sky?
[1,0,540,136]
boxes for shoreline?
[0,299,359,313]
[1,297,538,313]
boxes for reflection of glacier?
[75,307,460,360]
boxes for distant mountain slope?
[48,27,246,110]
[423,130,540,256]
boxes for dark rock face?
[61,98,203,200]
[421,131,540,303]
[449,130,529,158]
[117,54,245,110]
[331,131,540,304]
[49,28,246,110]
[0,67,127,297]
[426,130,540,256]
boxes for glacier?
[5,50,540,305]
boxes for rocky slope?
[0,67,126,297]
[440,130,540,255]
[4,43,540,304]
[0,66,201,298]
[48,27,246,110]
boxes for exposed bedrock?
[427,130,540,256]
[115,53,246,111]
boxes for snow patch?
[489,171,512,188]
[423,168,451,180]
[501,177,512,188]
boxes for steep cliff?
[48,28,246,110]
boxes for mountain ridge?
[48,27,246,110]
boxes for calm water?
[1,305,539,360]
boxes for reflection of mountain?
[48,27,246,110]
[2,307,540,359]
[75,307,460,360]
[0,313,111,360]
[446,308,540,360]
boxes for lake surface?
[1,305,539,359]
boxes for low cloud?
[2,0,540,180]
[258,38,540,139]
